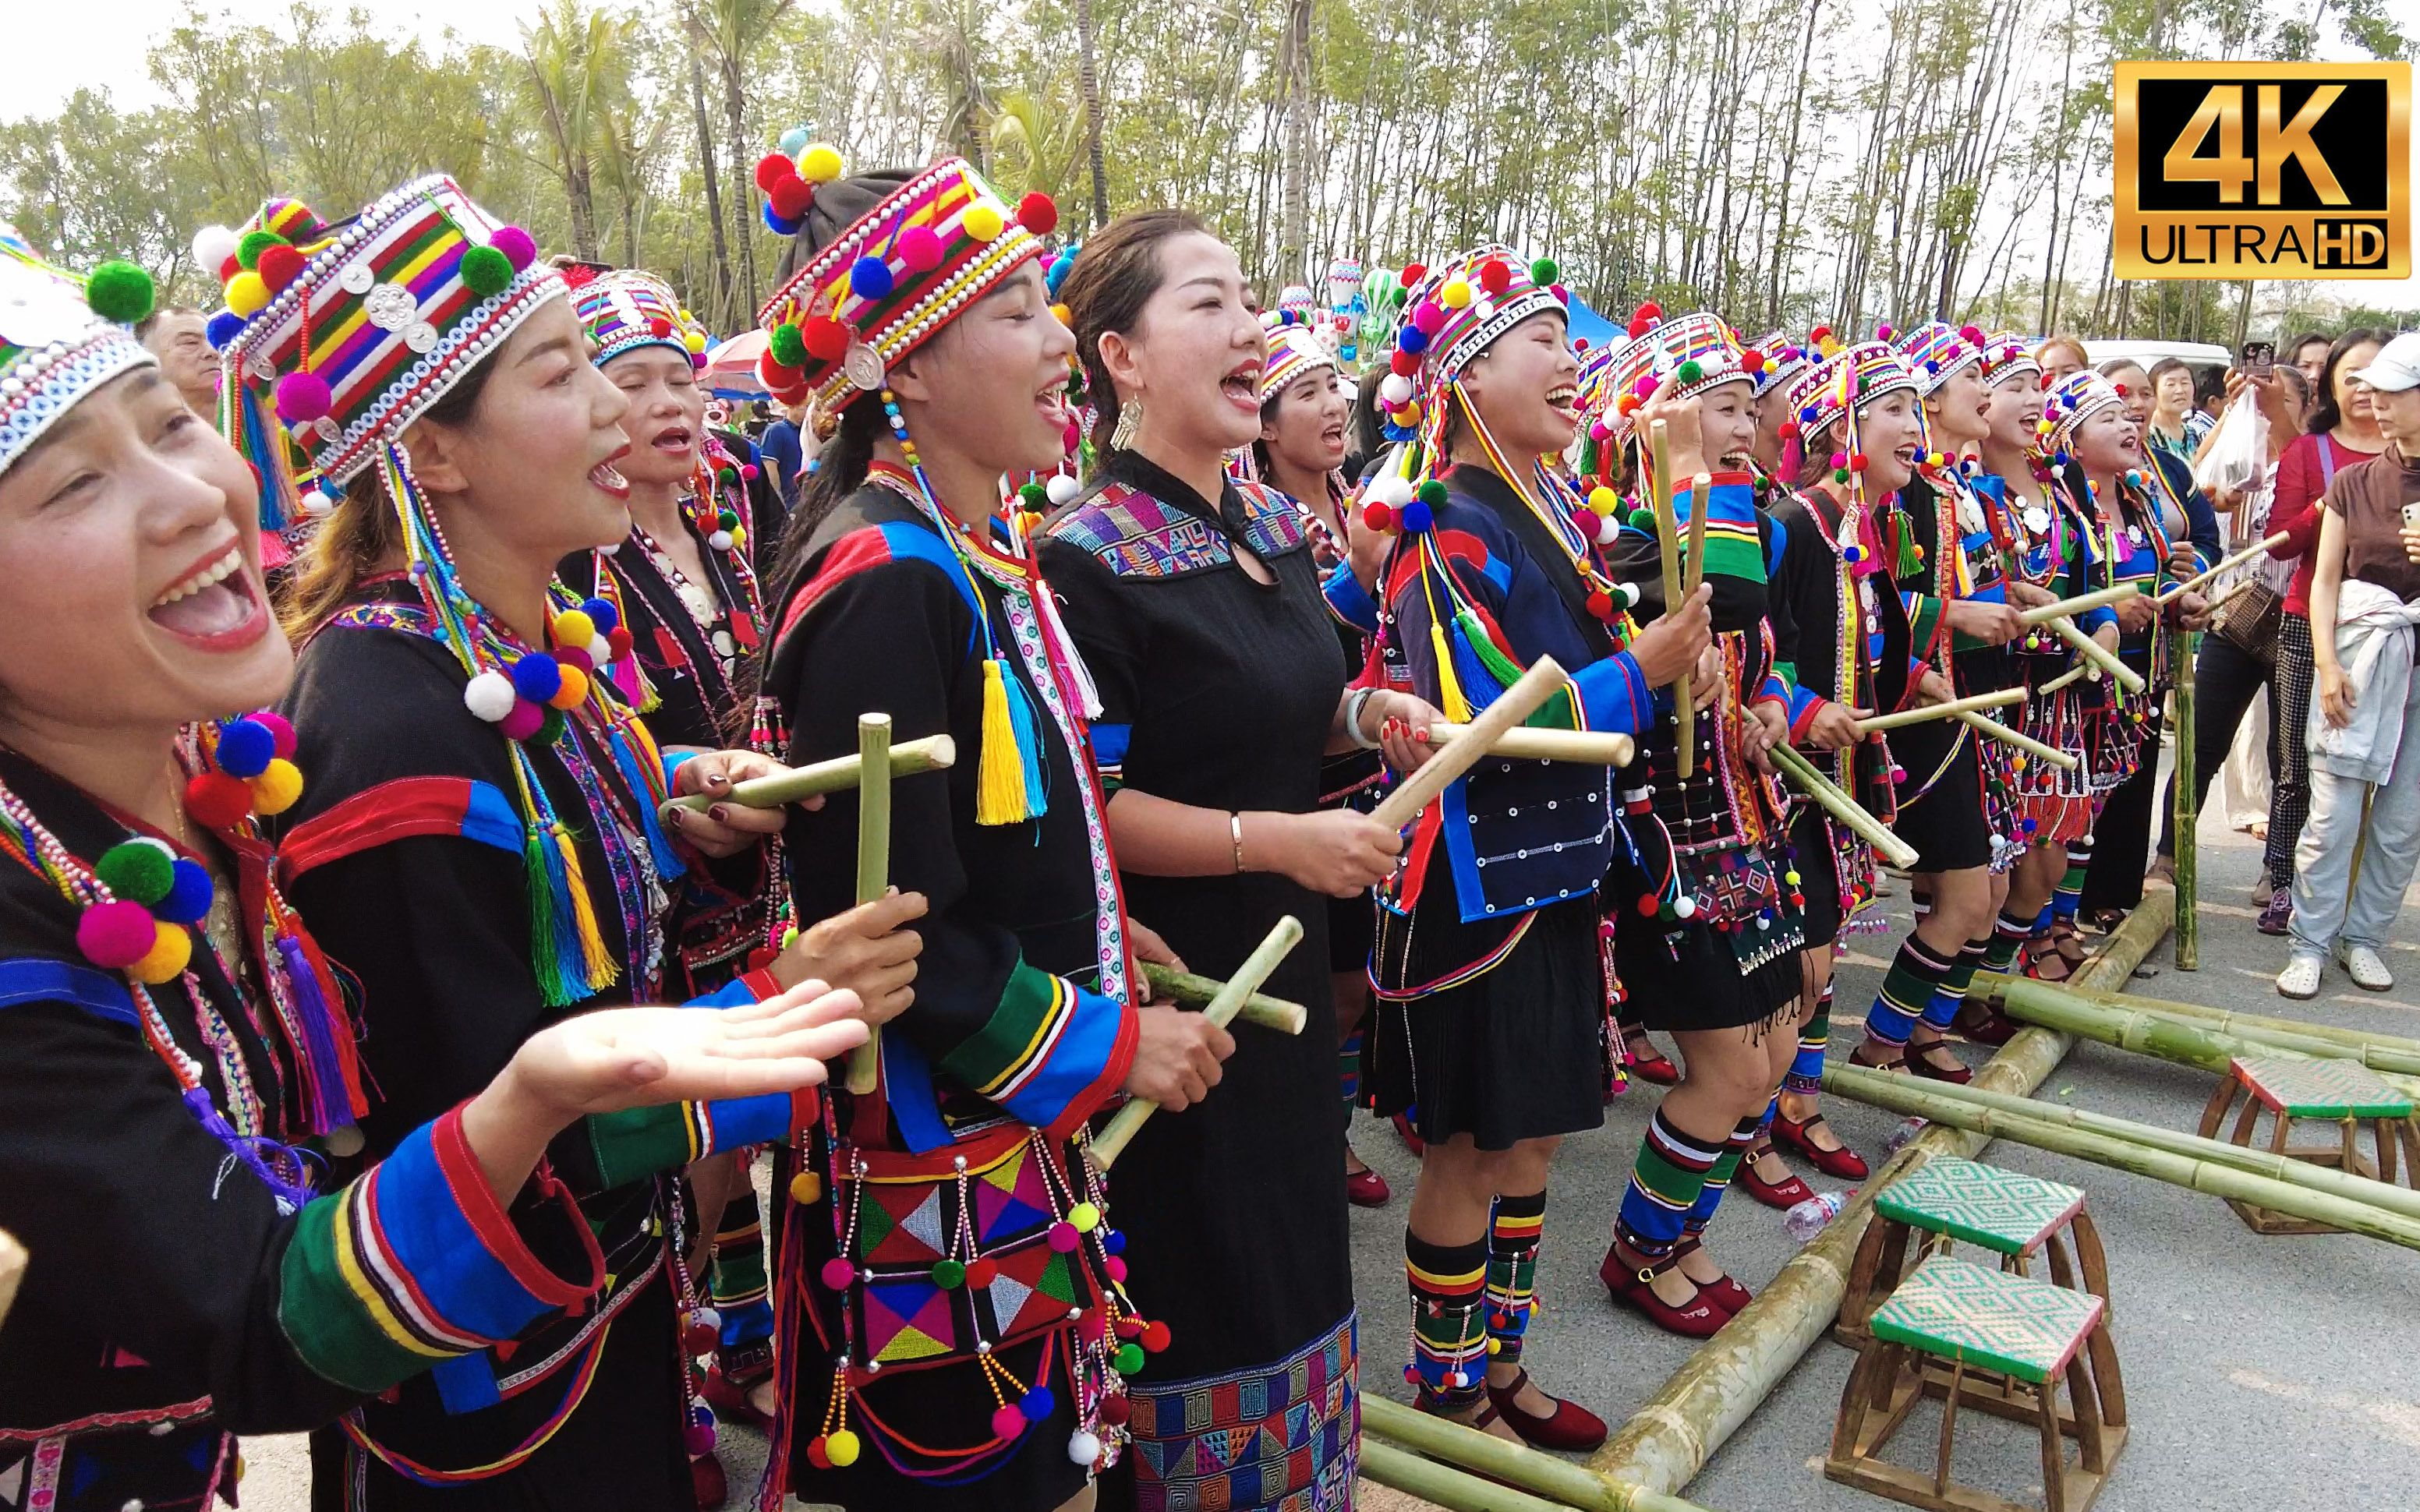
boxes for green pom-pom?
[235,230,287,270]
[1017,482,1048,508]
[1530,257,1558,285]
[1676,359,1704,383]
[717,509,741,530]
[536,706,567,746]
[768,323,808,368]
[458,244,514,298]
[1833,467,1851,483]
[1416,479,1448,507]
[83,260,155,326]
[1113,1343,1145,1375]
[1628,507,1656,533]
[718,466,738,486]
[95,841,175,906]
[929,1258,965,1288]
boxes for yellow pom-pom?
[1587,485,1619,516]
[1069,1200,1101,1232]
[798,144,844,184]
[684,329,708,353]
[225,271,271,317]
[1439,278,1472,309]
[963,204,1005,242]
[553,609,596,648]
[789,1170,824,1204]
[1051,302,1072,326]
[547,666,591,710]
[1486,1336,1502,1355]
[1396,400,1423,426]
[249,758,304,816]
[131,922,193,984]
[729,525,746,551]
[825,1429,862,1467]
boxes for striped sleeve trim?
[1570,652,1650,735]
[937,959,1139,1141]
[582,1093,794,1190]
[1324,562,1381,634]
[278,1108,602,1394]
[1902,592,1949,664]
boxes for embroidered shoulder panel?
[1051,481,1307,580]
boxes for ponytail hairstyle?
[1056,209,1208,454]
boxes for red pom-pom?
[802,318,851,362]
[1741,348,1766,373]
[607,627,636,658]
[1778,419,1799,440]
[991,1404,1026,1442]
[1477,259,1512,295]
[184,772,254,830]
[1636,892,1659,917]
[759,351,802,388]
[1399,263,1426,287]
[1017,192,1059,236]
[769,175,814,221]
[1638,301,1663,320]
[256,244,306,294]
[1586,590,1614,620]
[1849,451,1868,470]
[755,152,796,193]
[964,1256,999,1288]
[1098,1394,1131,1426]
[1627,316,1654,339]
[1140,1321,1172,1352]
[649,316,673,337]
[1389,349,1418,376]
[1809,323,1832,341]
[1360,500,1392,532]
[218,253,241,283]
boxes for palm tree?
[687,0,798,313]
[1074,0,1109,227]
[518,0,637,261]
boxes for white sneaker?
[2337,943,2395,992]
[2277,952,2325,1001]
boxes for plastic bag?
[2192,386,2266,500]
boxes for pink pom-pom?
[1632,374,1658,399]
[1876,323,1895,341]
[274,372,333,426]
[500,700,546,741]
[740,463,759,480]
[1047,1221,1079,1252]
[991,1405,1027,1442]
[683,1423,716,1456]
[1062,419,1080,453]
[249,710,298,759]
[1078,1309,1107,1344]
[692,351,709,371]
[554,644,594,675]
[820,1258,856,1290]
[1411,301,1445,334]
[79,902,158,969]
[1105,1256,1128,1283]
[1959,323,1984,344]
[490,226,538,272]
[1589,420,1610,440]
[897,225,944,274]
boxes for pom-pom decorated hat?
[1261,307,1339,400]
[571,267,709,369]
[1579,309,1755,451]
[1784,340,1922,447]
[0,228,156,479]
[752,152,1056,416]
[1384,246,1566,407]
[212,175,557,492]
[2040,369,2126,456]
[1891,321,1988,397]
[1977,330,2042,389]
[1747,330,1810,399]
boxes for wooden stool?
[2195,1055,2420,1235]
[1828,1256,2128,1512]
[1841,1158,2111,1353]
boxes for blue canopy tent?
[1562,291,1619,352]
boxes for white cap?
[2348,330,2420,394]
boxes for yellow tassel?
[975,659,1030,825]
[555,826,620,991]
[1430,621,1472,722]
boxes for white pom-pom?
[1615,581,1640,606]
[1067,1431,1102,1464]
[1379,373,1414,406]
[1672,896,1697,920]
[588,634,613,664]
[1370,474,1415,509]
[300,488,334,518]
[192,224,239,272]
[709,529,735,551]
[1046,473,1081,506]
[692,1306,722,1330]
[464,670,518,722]
[1594,514,1620,546]
[324,1125,366,1157]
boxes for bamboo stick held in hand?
[658,734,957,823]
[844,713,891,1097]
[1850,687,2023,733]
[1958,711,2081,770]
[1647,421,1692,776]
[1419,722,1636,768]
[1767,744,1919,869]
[1141,964,1308,1035]
[1369,657,1572,832]
[2044,615,2148,694]
[2017,582,2139,625]
[1089,915,1305,1168]
[2154,532,2289,606]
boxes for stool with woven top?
[1839,1157,2112,1365]
[1827,1256,2127,1512]
[2195,1055,2420,1235]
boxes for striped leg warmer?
[1919,935,1991,1031]
[1784,980,1834,1097]
[1983,906,2033,974]
[2052,838,2093,924]
[708,1187,776,1382]
[1339,1026,1364,1111]
[1406,1231,1490,1408]
[1616,1108,1725,1263]
[1863,935,1960,1049]
[1680,1116,1764,1238]
[1484,1192,1546,1365]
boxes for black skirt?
[1366,896,1608,1149]
[1792,807,1847,949]
[1887,722,1994,873]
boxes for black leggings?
[2157,633,2277,857]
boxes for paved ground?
[242,779,2420,1510]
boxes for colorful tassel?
[522,826,568,1005]
[554,825,618,994]
[1429,621,1472,723]
[975,658,1045,825]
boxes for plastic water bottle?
[1881,1116,1926,1158]
[1783,1189,1854,1243]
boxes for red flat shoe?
[1771,1112,1870,1180]
[1621,1032,1681,1086]
[1599,1249,1728,1337]
[1391,1113,1425,1157]
[1671,1242,1753,1314]
[1955,1001,2019,1045]
[1908,1040,1973,1085]
[690,1454,727,1512]
[1484,1370,1608,1452]
[1345,1165,1391,1207]
[699,1364,771,1432]
[1737,1154,1814,1210]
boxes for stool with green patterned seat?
[1839,1157,2112,1362]
[1827,1256,2127,1512]
[2195,1055,2420,1235]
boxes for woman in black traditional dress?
[1040,210,1436,1512]
[747,157,1230,1512]
[213,176,899,1511]
[0,235,867,1512]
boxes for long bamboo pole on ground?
[1767,744,1919,868]
[844,713,892,1095]
[1851,687,2024,734]
[1358,1440,1576,1512]
[1362,1397,1721,1512]
[1088,916,1304,1168]
[658,733,956,821]
[1980,975,2420,1065]
[1820,1065,2420,1250]
[1647,422,1692,777]
[1990,977,2420,1100]
[1590,891,2172,1496]
[1140,963,1307,1035]
[1821,1062,2420,1223]
[2171,626,2199,969]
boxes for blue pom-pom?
[1102,1228,1126,1254]
[205,310,245,349]
[849,255,894,300]
[1396,325,1429,355]
[511,653,564,703]
[762,204,804,236]
[580,595,619,635]
[214,718,275,779]
[155,859,214,926]
[1021,1386,1057,1422]
[1401,500,1434,533]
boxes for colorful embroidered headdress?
[752,152,1056,419]
[1748,329,1811,400]
[1261,307,1339,399]
[571,266,710,369]
[1978,330,2042,388]
[1891,321,1987,397]
[0,229,156,478]
[2040,369,2126,458]
[1780,340,1923,563]
[1576,309,1757,468]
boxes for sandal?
[1598,1247,1728,1337]
[2086,906,2127,934]
[2021,935,2077,984]
[1955,999,2020,1045]
[1771,1111,1870,1180]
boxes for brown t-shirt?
[2323,445,2420,603]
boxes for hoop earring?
[1110,396,1145,453]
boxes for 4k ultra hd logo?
[2116,62,2410,279]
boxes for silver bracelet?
[1343,686,1382,750]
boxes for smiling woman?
[0,233,869,1512]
